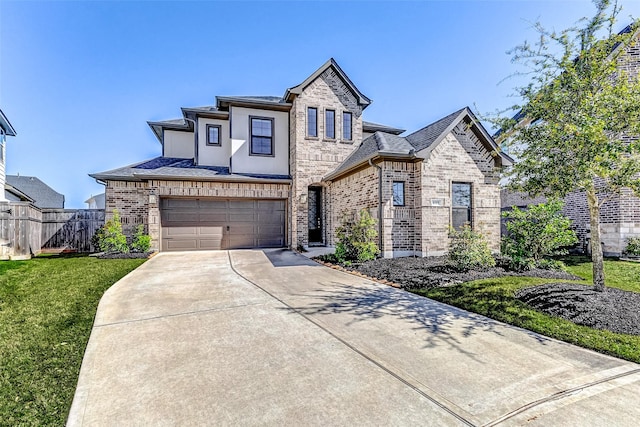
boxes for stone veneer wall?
[106,180,290,251]
[290,68,364,248]
[421,126,501,256]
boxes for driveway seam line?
[483,367,640,426]
[227,250,477,427]
[94,302,269,328]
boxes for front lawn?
[0,255,145,426]
[414,257,640,363]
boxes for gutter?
[368,158,384,252]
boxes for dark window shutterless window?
[392,181,405,206]
[343,111,352,141]
[325,109,335,139]
[206,124,221,146]
[250,117,274,156]
[452,182,472,230]
[307,107,317,137]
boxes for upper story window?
[325,109,335,139]
[392,181,405,206]
[307,107,318,137]
[452,182,472,230]
[250,116,274,156]
[206,124,221,146]
[343,111,352,141]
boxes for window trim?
[342,111,353,141]
[392,181,405,207]
[324,109,336,140]
[451,182,473,230]
[206,124,222,146]
[307,106,318,138]
[249,116,275,157]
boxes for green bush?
[335,209,380,262]
[625,237,640,256]
[94,209,129,253]
[501,200,577,269]
[131,224,152,253]
[448,225,495,271]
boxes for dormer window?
[206,124,221,146]
[343,111,352,141]
[307,107,318,137]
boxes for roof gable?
[324,107,512,181]
[283,58,371,107]
[6,175,64,208]
[0,108,16,137]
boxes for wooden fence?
[0,202,42,260]
[0,203,105,259]
[42,209,105,253]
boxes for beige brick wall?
[106,179,290,251]
[420,126,501,256]
[329,165,379,247]
[290,68,364,248]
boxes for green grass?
[0,255,145,426]
[414,256,640,363]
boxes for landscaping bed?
[516,283,640,336]
[343,256,580,289]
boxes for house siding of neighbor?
[92,59,510,257]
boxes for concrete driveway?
[68,250,640,426]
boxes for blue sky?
[2,0,640,208]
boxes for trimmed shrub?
[131,224,152,253]
[448,225,495,271]
[94,209,129,253]
[335,209,380,263]
[625,237,640,256]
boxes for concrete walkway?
[68,250,640,426]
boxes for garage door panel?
[160,198,285,252]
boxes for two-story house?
[91,59,510,256]
[0,108,17,202]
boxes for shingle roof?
[326,106,511,180]
[90,157,291,183]
[6,175,64,208]
[327,132,416,179]
[405,108,466,152]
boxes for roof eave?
[0,109,17,137]
[324,152,422,182]
[284,58,372,107]
[215,96,292,111]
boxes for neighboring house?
[5,175,65,209]
[501,25,640,257]
[84,193,105,209]
[91,58,510,256]
[0,109,17,202]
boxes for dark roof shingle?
[6,175,64,208]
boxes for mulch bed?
[516,283,640,336]
[333,255,639,336]
[345,256,580,289]
[97,252,154,259]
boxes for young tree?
[496,0,640,291]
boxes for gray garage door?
[160,198,286,251]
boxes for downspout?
[368,158,383,255]
[183,116,198,165]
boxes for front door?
[308,187,323,244]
